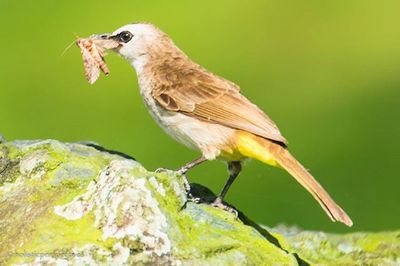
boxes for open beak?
[90,33,120,50]
[91,33,111,40]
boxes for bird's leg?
[215,161,242,201]
[156,156,206,191]
[155,157,206,173]
[212,161,242,215]
[176,156,207,175]
[175,157,207,202]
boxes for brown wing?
[151,60,288,145]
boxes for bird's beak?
[90,33,111,40]
[95,33,124,42]
[90,33,120,50]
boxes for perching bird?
[96,23,352,226]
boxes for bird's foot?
[186,193,201,204]
[181,175,200,207]
[211,197,238,217]
[156,167,200,203]
[176,167,189,176]
[173,168,192,194]
[179,174,202,204]
[181,174,192,194]
[155,167,171,173]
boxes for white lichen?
[54,159,171,257]
[54,196,91,220]
[13,257,69,266]
[112,242,130,264]
[149,176,166,196]
[12,244,130,266]
[19,150,49,179]
[0,176,26,196]
[171,180,186,204]
[337,243,354,254]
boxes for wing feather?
[151,60,288,145]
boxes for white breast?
[137,75,236,160]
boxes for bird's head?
[98,23,173,66]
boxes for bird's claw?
[211,197,238,217]
[186,193,201,204]
[180,174,192,194]
[156,167,202,205]
[176,167,188,176]
[178,173,201,204]
[155,167,170,173]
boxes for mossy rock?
[0,139,398,265]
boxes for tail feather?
[271,145,353,226]
[236,132,353,226]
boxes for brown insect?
[76,36,119,84]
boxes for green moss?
[123,237,146,254]
[0,140,118,265]
[1,139,399,265]
[115,199,129,228]
[2,143,22,161]
[0,145,20,185]
[357,232,397,252]
[152,171,186,210]
[168,204,296,264]
[0,185,61,264]
[129,166,149,178]
[9,211,115,265]
[278,228,400,265]
[60,178,83,189]
[135,170,298,264]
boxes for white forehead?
[112,23,159,37]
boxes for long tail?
[236,132,353,226]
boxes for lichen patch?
[54,159,171,256]
[149,176,166,196]
[19,150,49,180]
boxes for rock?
[0,139,398,265]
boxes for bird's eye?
[119,31,133,43]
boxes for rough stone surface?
[0,139,399,265]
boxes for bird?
[96,22,353,226]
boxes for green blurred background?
[1,0,399,232]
